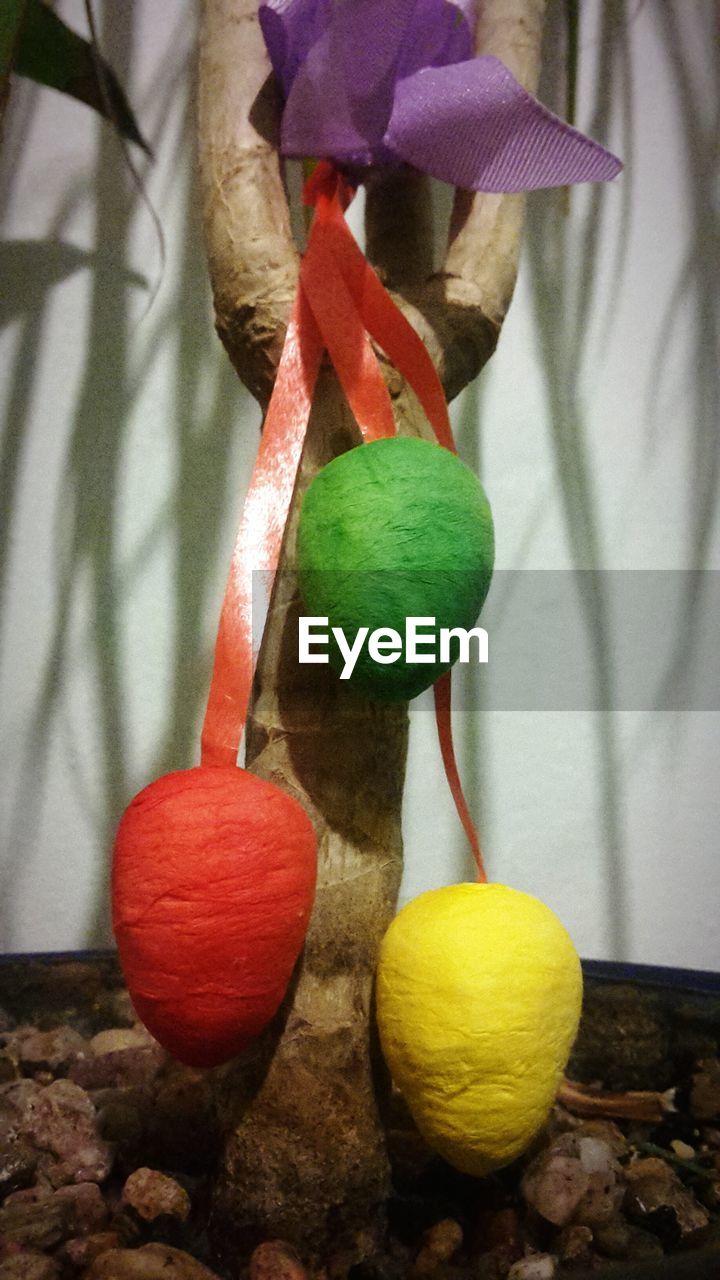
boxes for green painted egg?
[296,436,494,700]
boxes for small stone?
[423,1219,462,1260]
[571,1120,628,1158]
[248,1241,308,1280]
[521,1140,590,1227]
[85,1243,222,1280]
[624,1156,709,1244]
[0,1139,38,1200]
[556,1224,593,1266]
[0,1080,39,1127]
[53,1181,108,1234]
[573,1138,625,1227]
[469,1206,523,1271]
[593,1217,632,1259]
[96,1093,146,1146]
[0,1196,72,1249]
[90,1028,157,1056]
[12,1027,89,1077]
[110,989,141,1026]
[2,1186,50,1209]
[69,1043,165,1092]
[414,1218,463,1272]
[0,1078,112,1185]
[0,1251,59,1280]
[90,985,139,1030]
[121,1168,191,1223]
[690,1059,720,1121]
[625,1156,671,1185]
[60,1231,122,1269]
[670,1139,696,1161]
[625,1226,664,1260]
[507,1255,557,1280]
[577,1137,614,1175]
[0,1056,19,1084]
[472,1254,514,1280]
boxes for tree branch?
[443,0,546,325]
[199,0,547,409]
[197,0,298,406]
[416,0,548,398]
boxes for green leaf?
[1,0,29,97]
[564,0,579,129]
[14,0,150,153]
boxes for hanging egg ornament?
[297,436,494,701]
[376,883,582,1175]
[112,765,317,1068]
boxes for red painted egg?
[112,765,317,1068]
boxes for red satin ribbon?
[200,289,323,767]
[200,160,486,881]
[304,167,455,453]
[433,673,484,879]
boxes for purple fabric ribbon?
[259,0,621,191]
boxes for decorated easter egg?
[376,883,582,1175]
[297,436,494,700]
[112,765,317,1068]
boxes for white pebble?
[579,1136,614,1174]
[508,1254,557,1279]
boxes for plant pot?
[0,952,718,1279]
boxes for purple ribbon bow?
[259,0,621,192]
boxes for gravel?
[0,960,718,1279]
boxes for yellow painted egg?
[376,883,582,1176]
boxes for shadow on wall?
[0,2,249,948]
[521,0,719,955]
[647,1,720,706]
[522,1,635,957]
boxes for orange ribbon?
[200,161,486,881]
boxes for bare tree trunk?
[198,0,546,1261]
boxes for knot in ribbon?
[302,158,356,210]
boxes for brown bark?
[209,376,414,1261]
[198,0,546,1262]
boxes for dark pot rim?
[581,958,720,995]
[1,950,718,994]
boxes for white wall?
[0,1,718,967]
